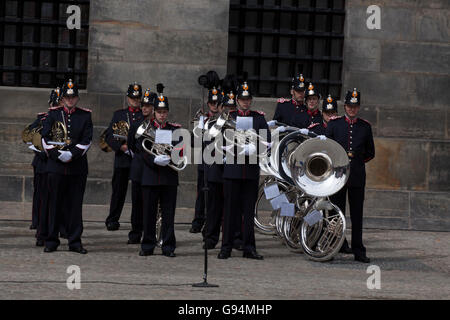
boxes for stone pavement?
[0,220,449,300]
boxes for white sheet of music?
[270,193,289,210]
[304,209,323,226]
[264,183,280,200]
[236,116,253,130]
[280,202,295,217]
[155,129,172,145]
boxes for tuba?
[135,121,187,171]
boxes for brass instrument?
[112,120,129,141]
[48,121,70,150]
[135,121,187,171]
[22,123,44,151]
[99,128,113,152]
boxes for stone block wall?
[0,0,448,231]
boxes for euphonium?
[135,121,187,171]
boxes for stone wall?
[340,0,450,231]
[0,0,448,231]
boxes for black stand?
[193,86,219,288]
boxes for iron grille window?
[228,0,345,98]
[0,0,90,88]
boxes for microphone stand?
[193,85,219,288]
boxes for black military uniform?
[272,74,307,126]
[28,112,48,230]
[190,88,222,234]
[126,89,157,244]
[139,94,184,257]
[326,88,375,263]
[41,79,93,254]
[308,94,338,136]
[218,82,270,260]
[296,83,322,128]
[104,83,143,231]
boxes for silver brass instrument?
[135,121,187,171]
[254,122,350,261]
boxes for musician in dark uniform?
[190,87,222,235]
[104,83,143,231]
[326,88,375,263]
[271,74,307,127]
[27,96,51,230]
[199,88,224,249]
[218,82,270,260]
[31,89,61,246]
[308,94,338,136]
[41,79,93,254]
[295,83,322,129]
[139,92,184,257]
[127,88,156,244]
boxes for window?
[228,0,345,98]
[0,0,90,88]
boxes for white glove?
[267,120,277,128]
[154,155,171,166]
[28,145,40,153]
[58,150,72,163]
[318,135,327,141]
[277,126,286,133]
[298,128,309,135]
[239,144,257,156]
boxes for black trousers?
[128,181,144,242]
[105,167,130,224]
[330,185,366,256]
[191,170,205,229]
[204,182,224,246]
[141,185,177,253]
[35,172,49,241]
[31,167,42,228]
[45,173,87,249]
[221,179,258,253]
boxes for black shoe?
[106,222,120,231]
[44,247,56,253]
[69,247,88,254]
[339,245,353,254]
[162,251,176,258]
[243,250,264,260]
[139,250,154,256]
[203,241,216,250]
[30,224,37,230]
[354,254,370,263]
[127,239,141,244]
[189,226,202,233]
[36,240,44,247]
[217,251,231,259]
